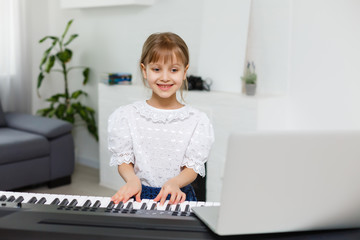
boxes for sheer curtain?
[0,0,31,113]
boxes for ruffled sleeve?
[181,112,215,177]
[108,107,135,166]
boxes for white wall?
[288,0,360,130]
[248,0,360,131]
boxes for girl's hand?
[154,179,186,206]
[111,177,142,204]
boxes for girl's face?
[141,56,188,101]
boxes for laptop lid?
[193,131,360,236]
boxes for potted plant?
[36,19,98,141]
[241,61,257,96]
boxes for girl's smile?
[157,84,174,91]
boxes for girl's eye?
[153,68,160,72]
[171,68,178,72]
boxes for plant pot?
[245,83,256,96]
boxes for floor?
[16,164,116,198]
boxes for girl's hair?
[140,32,189,101]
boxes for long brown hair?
[140,32,189,101]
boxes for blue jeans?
[140,184,197,201]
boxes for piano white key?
[205,202,213,207]
[75,196,89,207]
[213,202,221,206]
[99,197,112,208]
[156,200,169,211]
[132,200,143,210]
[180,201,189,212]
[147,199,156,210]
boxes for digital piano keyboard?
[0,190,226,240]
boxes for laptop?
[192,131,360,236]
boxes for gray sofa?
[0,101,74,190]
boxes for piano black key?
[69,199,78,207]
[28,197,37,204]
[115,202,124,210]
[6,196,15,202]
[14,196,24,203]
[125,202,133,210]
[51,198,60,205]
[82,200,91,208]
[0,195,7,201]
[150,202,157,210]
[174,204,181,212]
[92,200,101,208]
[106,201,115,210]
[165,204,171,211]
[140,202,147,210]
[59,199,69,206]
[184,204,190,212]
[37,197,46,204]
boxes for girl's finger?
[174,193,182,205]
[160,190,169,206]
[135,192,141,202]
[180,192,186,203]
[169,192,177,204]
[154,189,163,202]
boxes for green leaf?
[46,94,65,102]
[71,90,88,99]
[48,108,56,118]
[82,68,90,85]
[39,47,52,70]
[37,72,45,89]
[62,19,74,40]
[66,105,74,115]
[56,49,72,63]
[55,104,66,118]
[36,107,53,117]
[65,114,75,124]
[88,124,99,141]
[39,36,58,43]
[85,106,95,114]
[45,55,56,73]
[79,108,88,120]
[64,34,78,46]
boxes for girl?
[108,32,214,206]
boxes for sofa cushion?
[0,102,6,127]
[5,113,72,139]
[0,128,50,165]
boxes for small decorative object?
[241,61,257,96]
[187,75,212,91]
[36,19,98,141]
[102,72,132,85]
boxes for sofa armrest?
[5,112,72,139]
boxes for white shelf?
[61,0,155,9]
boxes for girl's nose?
[161,70,170,81]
